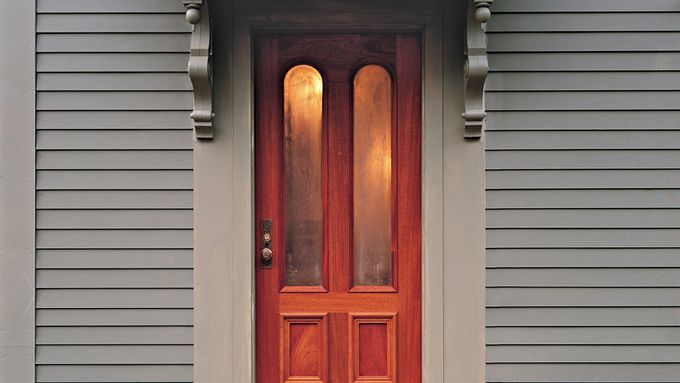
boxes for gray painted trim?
[0,1,36,382]
[193,2,486,382]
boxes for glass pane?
[353,65,393,286]
[283,65,324,286]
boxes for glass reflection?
[283,65,324,286]
[353,65,393,286]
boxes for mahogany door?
[255,34,421,383]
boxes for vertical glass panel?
[283,65,324,286]
[353,65,393,286]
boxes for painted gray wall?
[485,1,680,382]
[35,1,194,382]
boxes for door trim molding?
[194,2,485,382]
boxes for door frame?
[193,1,485,382]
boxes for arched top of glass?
[283,64,323,102]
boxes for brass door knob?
[261,248,273,262]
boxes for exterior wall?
[485,1,680,382]
[35,1,194,382]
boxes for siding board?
[37,150,193,170]
[37,190,193,209]
[37,53,189,72]
[36,345,193,364]
[36,309,193,326]
[486,4,680,382]
[38,34,191,53]
[37,249,193,270]
[37,73,192,91]
[37,326,193,345]
[489,13,680,32]
[36,289,193,309]
[37,131,192,149]
[36,365,192,383]
[37,111,192,129]
[35,5,193,381]
[37,14,190,33]
[36,170,193,190]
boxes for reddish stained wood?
[256,34,421,383]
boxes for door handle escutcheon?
[261,219,273,268]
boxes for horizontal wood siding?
[486,2,680,382]
[35,1,193,382]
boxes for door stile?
[255,34,281,383]
[395,34,423,383]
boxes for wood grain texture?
[256,34,421,383]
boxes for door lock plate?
[261,219,273,268]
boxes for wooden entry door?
[255,34,421,383]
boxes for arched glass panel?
[283,64,324,286]
[353,65,393,286]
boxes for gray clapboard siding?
[36,5,193,382]
[486,209,680,229]
[37,91,192,110]
[37,150,193,170]
[487,131,680,149]
[487,307,680,327]
[37,14,190,33]
[37,0,185,14]
[487,190,680,209]
[37,365,192,383]
[487,364,680,383]
[487,288,680,307]
[37,249,194,269]
[37,131,192,149]
[37,190,193,209]
[37,289,193,309]
[486,169,680,189]
[489,13,680,32]
[37,345,193,364]
[487,91,680,111]
[38,73,192,90]
[486,111,680,130]
[487,268,680,287]
[487,249,680,268]
[37,111,192,129]
[37,309,193,326]
[487,229,680,248]
[37,209,193,229]
[492,0,680,13]
[37,53,189,72]
[487,72,680,91]
[36,229,193,249]
[487,345,680,363]
[37,170,193,190]
[487,327,680,345]
[486,4,680,383]
[37,269,193,288]
[486,150,680,169]
[38,34,191,53]
[489,33,680,52]
[490,52,680,72]
[37,326,193,345]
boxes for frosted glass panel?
[353,65,393,286]
[283,65,324,286]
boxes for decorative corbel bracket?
[463,0,492,139]
[184,0,214,139]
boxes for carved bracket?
[184,0,214,139]
[463,0,492,139]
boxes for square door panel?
[281,314,329,383]
[349,313,397,383]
